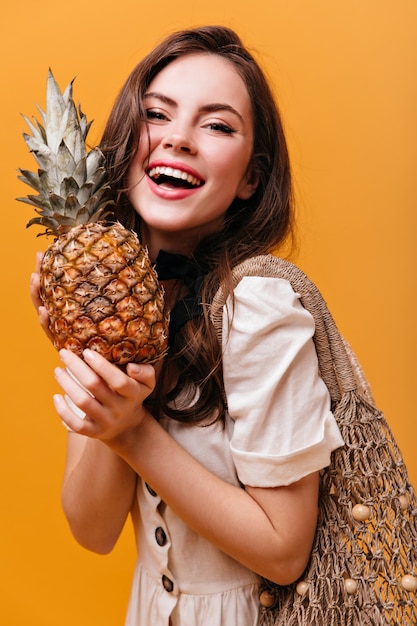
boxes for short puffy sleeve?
[222,276,344,488]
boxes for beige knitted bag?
[211,255,417,625]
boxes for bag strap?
[210,255,372,406]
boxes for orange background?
[1,1,416,624]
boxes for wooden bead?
[296,581,309,596]
[399,493,410,510]
[259,590,276,607]
[352,504,371,522]
[344,578,358,594]
[401,575,417,592]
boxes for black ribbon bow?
[155,250,207,344]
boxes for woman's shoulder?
[210,254,317,341]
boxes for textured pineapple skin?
[40,222,169,365]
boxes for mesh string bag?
[210,254,417,626]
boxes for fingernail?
[53,394,63,407]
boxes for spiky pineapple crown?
[17,69,114,237]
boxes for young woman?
[30,26,344,626]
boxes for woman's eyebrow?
[144,92,244,123]
[144,92,176,106]
[201,103,244,123]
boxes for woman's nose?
[161,130,197,154]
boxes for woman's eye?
[146,110,168,121]
[206,122,236,135]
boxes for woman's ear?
[236,167,259,200]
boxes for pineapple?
[18,70,168,365]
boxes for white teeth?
[148,165,202,187]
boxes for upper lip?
[146,160,204,187]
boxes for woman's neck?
[139,223,198,261]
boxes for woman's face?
[127,53,257,257]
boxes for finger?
[54,363,116,431]
[58,348,127,407]
[82,349,155,397]
[29,271,42,309]
[35,251,44,274]
[30,270,55,342]
[53,393,98,436]
[38,305,55,342]
[54,365,97,414]
[126,362,156,391]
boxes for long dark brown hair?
[100,25,294,424]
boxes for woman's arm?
[61,435,138,554]
[114,414,319,585]
[54,347,318,585]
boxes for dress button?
[145,483,158,497]
[155,526,167,546]
[162,575,174,592]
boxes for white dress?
[125,276,344,626]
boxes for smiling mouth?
[147,165,203,189]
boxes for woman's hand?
[53,348,156,446]
[30,251,54,343]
